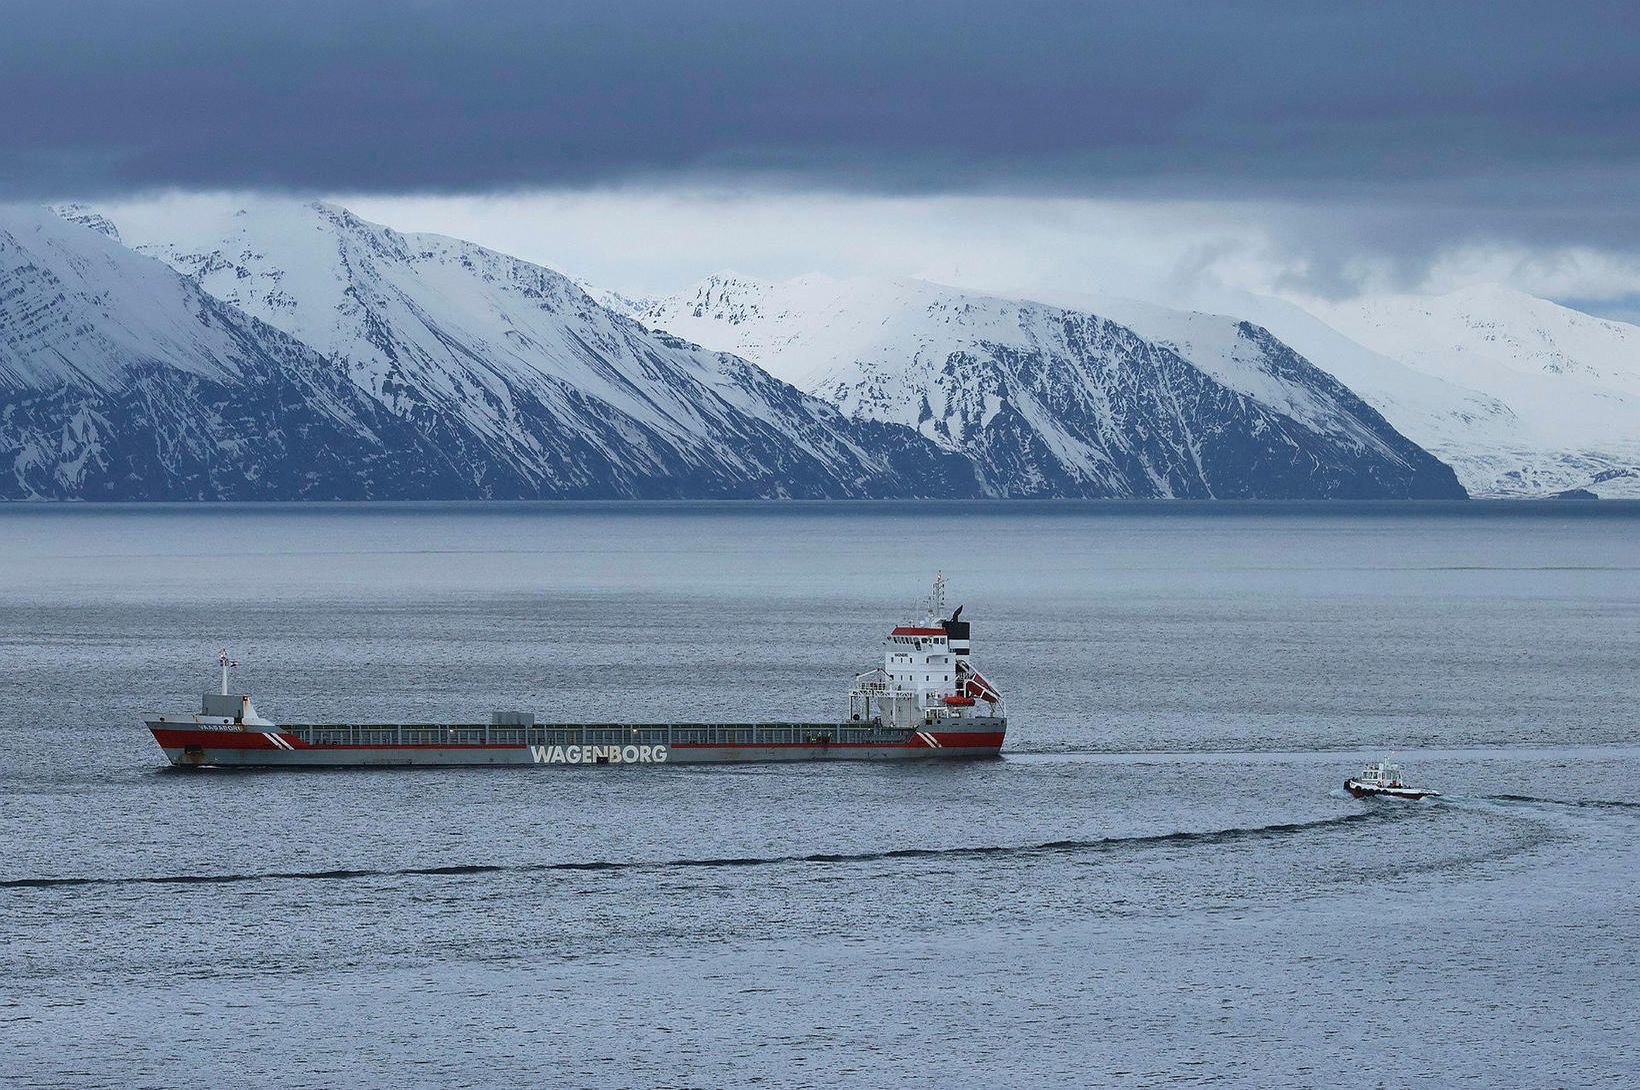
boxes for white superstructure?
[849,573,1004,730]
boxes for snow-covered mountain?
[1042,290,1537,498]
[31,196,1611,503]
[10,202,977,499]
[1294,286,1640,497]
[0,207,471,499]
[633,275,1464,498]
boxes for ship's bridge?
[884,626,957,699]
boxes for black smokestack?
[940,607,971,659]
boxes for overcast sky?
[12,1,1640,316]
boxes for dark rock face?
[1,362,980,500]
[5,361,461,502]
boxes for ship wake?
[1,809,1410,891]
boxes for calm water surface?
[2,502,1637,1088]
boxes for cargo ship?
[148,575,1006,768]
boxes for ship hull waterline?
[149,720,1007,769]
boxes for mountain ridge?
[2,204,978,499]
[1,201,1509,501]
[635,274,1465,499]
[0,208,471,499]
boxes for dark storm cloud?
[4,0,1638,216]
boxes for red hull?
[148,722,1007,767]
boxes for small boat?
[1345,759,1439,800]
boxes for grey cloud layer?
[5,0,1637,210]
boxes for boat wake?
[1,809,1404,891]
[1485,793,1640,812]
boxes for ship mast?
[928,570,948,623]
[218,649,238,696]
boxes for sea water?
[1,501,1637,1088]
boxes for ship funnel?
[940,605,971,661]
